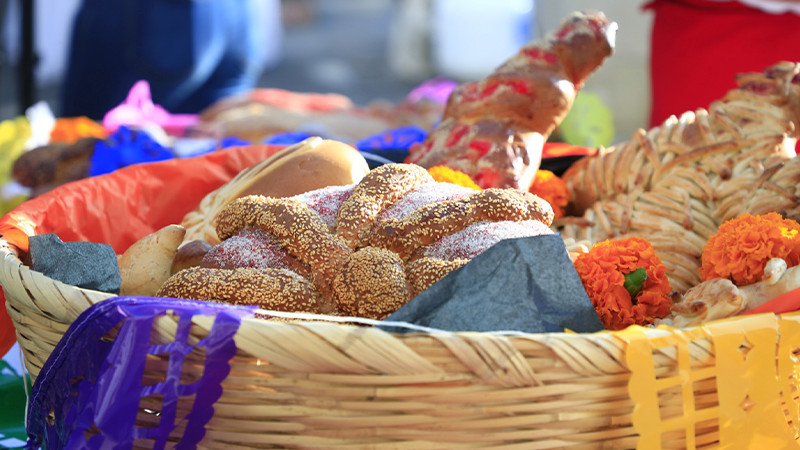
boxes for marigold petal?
[529,170,570,219]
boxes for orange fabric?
[0,144,285,356]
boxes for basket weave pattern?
[89,309,800,447]
[559,62,800,292]
[2,247,113,377]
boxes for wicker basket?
[2,147,800,447]
[3,247,800,447]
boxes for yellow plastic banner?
[621,312,800,449]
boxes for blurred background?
[0,0,652,144]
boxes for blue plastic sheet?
[89,126,173,176]
[355,125,428,152]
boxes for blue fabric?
[61,0,266,119]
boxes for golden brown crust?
[255,198,351,294]
[216,195,351,298]
[332,247,410,319]
[471,189,554,225]
[371,188,554,259]
[157,266,324,313]
[372,198,472,259]
[406,257,468,297]
[335,163,433,248]
[215,195,268,241]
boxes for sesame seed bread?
[159,163,555,318]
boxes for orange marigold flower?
[700,212,800,286]
[574,237,673,330]
[428,165,481,190]
[50,116,108,144]
[529,170,569,219]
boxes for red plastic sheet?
[0,144,284,357]
[542,143,596,159]
[647,0,800,128]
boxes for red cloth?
[647,0,800,127]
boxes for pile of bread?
[197,87,444,143]
[118,137,555,319]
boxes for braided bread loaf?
[408,11,616,190]
[181,137,370,245]
[559,62,800,292]
[158,164,555,319]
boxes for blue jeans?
[60,0,267,119]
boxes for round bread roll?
[181,137,370,245]
[171,239,213,275]
[119,224,186,296]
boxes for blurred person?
[646,0,800,127]
[60,0,276,119]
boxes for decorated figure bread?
[408,11,617,190]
